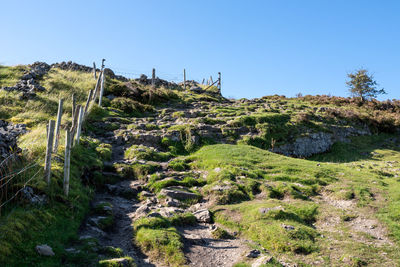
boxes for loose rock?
[36,244,55,256]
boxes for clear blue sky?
[1,0,399,100]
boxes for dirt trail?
[178,224,251,267]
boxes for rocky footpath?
[75,100,279,266]
[73,90,376,266]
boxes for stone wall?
[1,62,50,99]
[0,120,27,161]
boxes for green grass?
[3,64,400,266]
[185,142,400,265]
[132,215,196,266]
[189,144,338,203]
[0,65,28,87]
[0,136,107,266]
[0,66,106,266]
[125,145,172,162]
[148,176,206,193]
[98,257,136,267]
[214,200,319,254]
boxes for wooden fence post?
[53,98,64,153]
[202,78,205,85]
[152,68,156,88]
[72,94,76,119]
[70,104,81,145]
[93,71,102,101]
[98,71,105,106]
[84,89,94,116]
[75,106,84,146]
[183,69,186,90]
[93,62,97,79]
[218,72,221,91]
[63,129,71,196]
[209,76,213,85]
[44,120,55,185]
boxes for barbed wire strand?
[0,168,42,209]
[0,162,39,190]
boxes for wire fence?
[108,65,216,85]
[0,59,107,214]
[0,60,222,214]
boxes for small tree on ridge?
[346,69,386,101]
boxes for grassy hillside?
[0,63,400,266]
[191,142,400,265]
[0,66,104,266]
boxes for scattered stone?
[246,249,261,258]
[159,207,185,218]
[140,190,154,198]
[252,255,273,267]
[259,206,284,214]
[65,248,80,254]
[134,204,151,218]
[193,209,212,223]
[20,186,47,205]
[165,197,181,207]
[36,244,55,256]
[159,187,199,200]
[105,184,138,199]
[147,212,162,218]
[281,224,295,231]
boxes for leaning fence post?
[53,98,64,153]
[93,71,102,101]
[72,94,76,119]
[75,106,84,145]
[70,104,81,144]
[84,89,94,116]
[63,129,71,196]
[183,69,186,90]
[218,72,221,91]
[98,71,105,106]
[93,62,97,79]
[152,68,156,88]
[44,120,55,185]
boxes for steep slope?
[0,62,400,266]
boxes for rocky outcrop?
[0,120,27,161]
[272,125,371,158]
